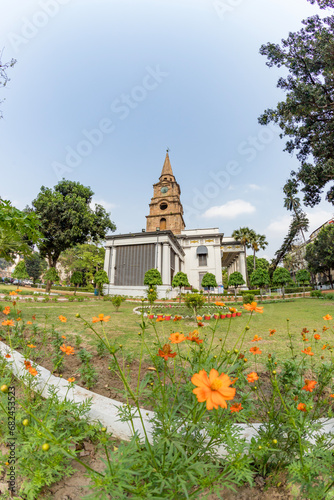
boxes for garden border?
[1,341,333,456]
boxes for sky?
[0,0,333,260]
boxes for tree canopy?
[228,272,245,289]
[201,273,217,288]
[295,269,311,284]
[58,243,105,285]
[24,252,47,284]
[12,261,29,280]
[144,269,162,286]
[247,256,270,276]
[259,8,334,207]
[305,223,334,287]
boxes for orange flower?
[330,394,334,398]
[301,346,314,356]
[2,320,14,327]
[9,291,17,296]
[323,314,333,321]
[5,354,11,359]
[321,344,328,350]
[314,334,321,340]
[60,344,75,356]
[92,314,111,323]
[27,344,36,348]
[169,332,186,344]
[191,369,236,410]
[24,360,32,369]
[269,329,276,336]
[323,326,329,332]
[301,328,309,334]
[15,289,21,293]
[197,322,204,327]
[26,321,32,325]
[302,337,309,342]
[173,315,182,321]
[247,372,259,383]
[249,346,262,355]
[215,302,225,307]
[61,335,66,339]
[16,317,22,322]
[229,307,236,313]
[251,335,262,342]
[17,310,21,314]
[2,307,10,315]
[230,403,243,413]
[28,367,38,377]
[243,302,263,314]
[196,316,203,321]
[302,379,317,392]
[12,301,16,306]
[32,315,36,321]
[186,330,203,345]
[155,317,165,322]
[297,403,306,412]
[68,377,75,383]
[158,344,177,360]
[58,315,67,323]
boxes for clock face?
[161,186,168,194]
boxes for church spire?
[160,151,174,179]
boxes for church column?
[162,243,171,285]
[238,252,247,284]
[175,255,180,273]
[104,247,111,278]
[110,247,116,285]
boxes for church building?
[103,153,247,298]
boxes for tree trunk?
[244,244,250,288]
[282,285,285,300]
[260,288,263,301]
[179,286,182,304]
[74,284,77,296]
[253,250,256,271]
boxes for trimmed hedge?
[38,285,93,292]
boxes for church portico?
[221,239,247,283]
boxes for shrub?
[185,293,205,316]
[242,293,255,304]
[111,295,125,312]
[310,290,322,298]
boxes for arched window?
[160,218,166,230]
[196,245,208,266]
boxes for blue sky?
[1,0,333,260]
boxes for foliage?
[44,267,59,287]
[246,256,269,277]
[94,270,109,296]
[201,272,218,288]
[12,260,29,280]
[185,293,205,316]
[58,242,105,285]
[111,295,125,312]
[0,199,40,261]
[272,267,292,299]
[249,232,268,270]
[242,293,255,304]
[24,252,47,284]
[259,12,334,207]
[228,272,245,289]
[70,271,83,295]
[296,269,311,284]
[250,268,270,300]
[172,271,190,303]
[144,268,162,286]
[32,180,115,291]
[305,224,334,288]
[222,268,229,288]
[231,227,255,286]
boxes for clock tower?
[146,152,185,234]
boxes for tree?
[222,268,229,289]
[0,50,16,119]
[250,268,270,301]
[44,267,59,292]
[144,269,162,286]
[231,227,254,287]
[25,252,47,284]
[247,256,270,277]
[0,199,40,262]
[272,267,292,299]
[172,271,190,303]
[12,261,29,281]
[70,271,83,295]
[58,242,105,285]
[32,180,115,292]
[201,272,218,302]
[259,11,334,207]
[228,272,245,300]
[305,224,334,288]
[249,233,268,270]
[296,269,311,296]
[94,270,109,297]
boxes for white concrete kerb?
[1,341,333,456]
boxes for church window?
[160,218,166,230]
[160,202,168,210]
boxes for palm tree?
[231,227,254,287]
[249,233,268,270]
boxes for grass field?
[1,296,333,369]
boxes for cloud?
[248,184,263,191]
[266,215,292,236]
[266,209,334,238]
[90,198,116,212]
[202,199,256,219]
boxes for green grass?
[1,297,333,365]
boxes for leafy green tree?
[249,233,268,270]
[70,271,83,295]
[201,272,218,302]
[59,243,105,285]
[44,267,59,292]
[94,270,109,297]
[259,12,334,207]
[221,269,229,289]
[250,268,270,301]
[296,269,311,296]
[111,295,125,312]
[247,256,270,276]
[228,271,245,300]
[32,180,115,292]
[0,199,40,262]
[231,227,255,286]
[172,271,190,303]
[305,224,334,288]
[272,267,292,299]
[12,261,29,280]
[144,269,162,286]
[185,294,205,317]
[24,252,47,284]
